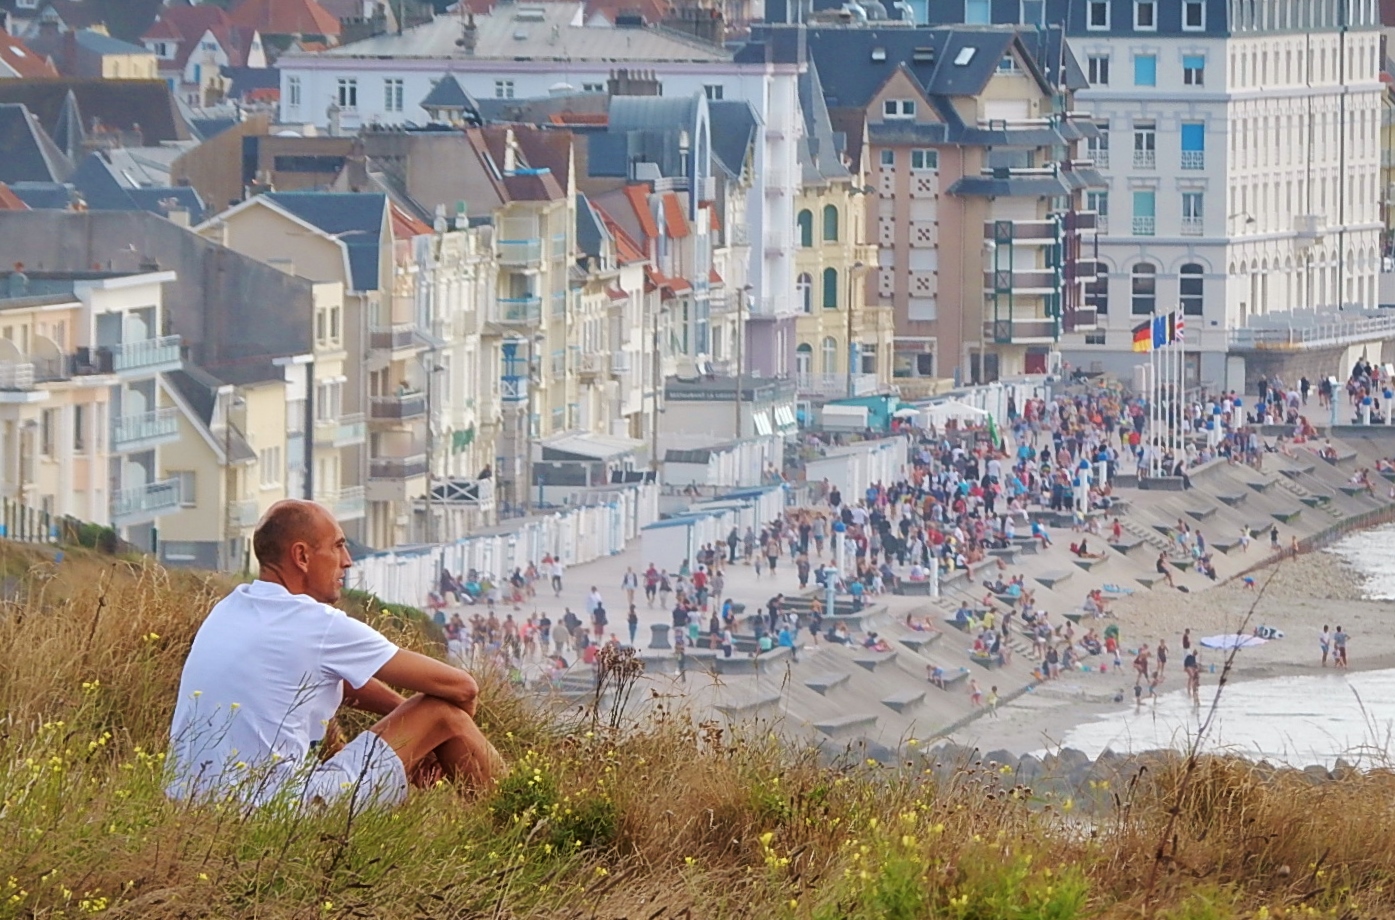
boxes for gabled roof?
[262,191,386,292]
[72,28,150,56]
[0,79,189,144]
[590,200,647,265]
[797,57,851,185]
[6,181,73,210]
[421,72,475,110]
[390,202,432,239]
[0,31,58,79]
[0,104,73,184]
[228,0,340,37]
[68,151,206,222]
[143,5,258,72]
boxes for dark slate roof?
[782,23,1065,112]
[166,366,257,463]
[0,104,72,184]
[7,181,73,210]
[0,79,189,144]
[221,65,280,99]
[67,151,206,222]
[127,186,205,222]
[798,57,851,184]
[263,191,386,292]
[707,99,758,179]
[50,88,84,162]
[188,117,237,142]
[73,28,149,55]
[575,193,609,259]
[421,72,477,110]
[474,91,607,125]
[947,175,1071,197]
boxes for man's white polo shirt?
[166,580,399,805]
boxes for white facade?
[1063,4,1384,386]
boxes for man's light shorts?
[304,730,408,811]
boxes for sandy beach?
[942,548,1395,755]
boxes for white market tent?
[920,400,990,429]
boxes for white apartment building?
[1056,0,1384,387]
[276,2,806,376]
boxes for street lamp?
[221,391,246,571]
[735,284,753,439]
[420,358,445,545]
[846,260,865,398]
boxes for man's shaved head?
[254,500,329,569]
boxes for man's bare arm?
[372,649,480,716]
[342,678,406,716]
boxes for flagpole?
[1175,317,1184,467]
[1149,331,1157,478]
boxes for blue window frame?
[1134,54,1157,86]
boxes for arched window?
[821,336,838,373]
[1180,263,1204,315]
[797,209,813,247]
[796,273,813,313]
[822,267,839,309]
[822,204,839,242]
[795,342,813,376]
[1130,262,1157,315]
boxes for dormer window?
[997,54,1019,73]
[882,99,915,119]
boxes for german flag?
[1131,320,1151,353]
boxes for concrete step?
[881,690,926,714]
[898,633,941,653]
[814,712,879,736]
[803,671,851,695]
[1072,556,1108,572]
[1035,569,1074,589]
[1271,508,1303,524]
[1216,492,1248,507]
[1248,479,1276,492]
[713,647,793,675]
[716,691,782,717]
[1108,537,1143,554]
[852,651,898,672]
[1185,506,1218,521]
[1299,494,1332,507]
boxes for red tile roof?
[708,267,723,285]
[0,183,29,211]
[623,184,659,241]
[660,192,689,239]
[0,31,58,79]
[390,203,433,239]
[144,6,254,71]
[229,0,341,37]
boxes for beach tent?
[1198,634,1267,650]
[920,400,989,429]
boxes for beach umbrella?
[1198,634,1266,650]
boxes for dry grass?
[0,543,1391,919]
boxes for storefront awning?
[540,432,645,462]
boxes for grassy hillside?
[0,542,1389,919]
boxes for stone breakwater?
[921,742,1375,812]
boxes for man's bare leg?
[369,694,506,790]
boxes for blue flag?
[1151,314,1167,349]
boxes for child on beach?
[1333,626,1348,668]
[1320,625,1330,667]
[1238,526,1251,553]
[987,685,999,717]
[969,678,983,707]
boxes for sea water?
[1049,527,1395,768]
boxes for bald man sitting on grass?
[167,499,503,809]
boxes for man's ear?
[290,540,311,573]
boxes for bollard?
[648,622,671,650]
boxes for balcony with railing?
[333,485,366,520]
[369,453,428,481]
[108,335,180,374]
[1132,216,1156,236]
[0,361,34,390]
[498,238,543,266]
[1095,215,1109,234]
[495,296,542,325]
[577,352,607,379]
[1133,148,1156,169]
[1180,150,1204,170]
[370,392,426,421]
[369,324,421,351]
[112,407,179,451]
[1088,148,1109,169]
[983,219,1057,243]
[113,478,180,522]
[611,350,631,373]
[315,411,367,446]
[985,316,1058,344]
[1181,216,1204,236]
[984,269,1059,293]
[1063,306,1099,332]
